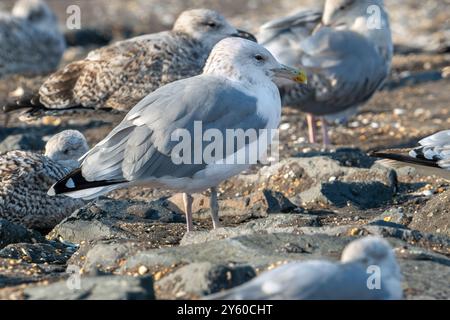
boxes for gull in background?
[48,38,307,233]
[0,130,88,230]
[4,9,256,121]
[370,130,450,180]
[0,0,65,78]
[258,0,393,145]
[206,236,403,300]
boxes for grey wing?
[80,76,269,182]
[206,261,395,300]
[206,261,342,300]
[412,130,450,170]
[0,18,64,77]
[281,28,390,115]
[258,10,322,66]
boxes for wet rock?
[0,219,45,249]
[0,134,45,154]
[156,262,256,299]
[48,198,185,244]
[24,275,155,300]
[410,190,450,236]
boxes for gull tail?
[48,168,127,200]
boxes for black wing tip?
[50,168,126,195]
[3,94,44,113]
[368,150,440,169]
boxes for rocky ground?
[0,0,449,300]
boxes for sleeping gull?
[0,130,88,230]
[206,236,403,300]
[0,0,65,78]
[370,130,450,180]
[4,9,256,120]
[258,0,393,144]
[47,38,307,232]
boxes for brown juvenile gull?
[206,236,403,300]
[0,130,88,230]
[0,0,65,78]
[370,130,450,180]
[48,38,307,233]
[258,0,393,145]
[4,9,256,120]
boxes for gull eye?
[205,22,218,28]
[63,149,69,155]
[255,54,264,62]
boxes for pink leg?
[306,114,317,144]
[183,193,194,232]
[321,117,331,146]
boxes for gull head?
[322,0,387,28]
[45,130,89,165]
[12,0,58,30]
[341,236,401,277]
[203,38,307,86]
[173,9,256,50]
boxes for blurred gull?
[258,0,393,145]
[206,236,403,300]
[0,0,65,78]
[47,38,307,232]
[0,130,88,230]
[4,9,256,120]
[370,130,450,180]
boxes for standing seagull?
[0,0,65,78]
[258,0,393,144]
[206,236,403,300]
[4,9,256,119]
[0,130,88,230]
[48,38,307,232]
[370,130,450,180]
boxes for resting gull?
[258,0,393,144]
[4,9,256,120]
[370,130,450,180]
[48,38,307,232]
[206,236,403,300]
[0,130,88,230]
[0,0,65,78]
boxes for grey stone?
[0,219,45,249]
[24,275,155,300]
[180,214,321,246]
[48,198,185,243]
[121,234,352,273]
[410,190,450,236]
[156,262,256,299]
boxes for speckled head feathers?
[44,130,89,162]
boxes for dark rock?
[262,190,298,213]
[156,262,256,299]
[48,199,185,244]
[0,219,45,250]
[24,275,155,300]
[121,234,353,273]
[0,242,75,264]
[0,134,45,154]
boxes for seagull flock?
[0,0,447,300]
